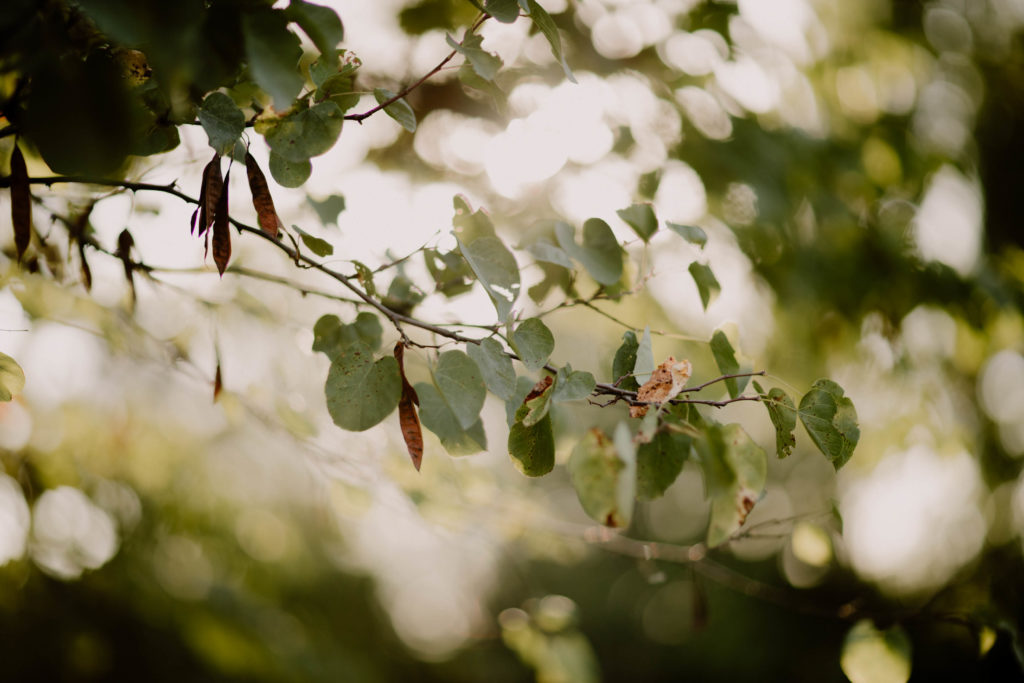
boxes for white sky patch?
[841,446,986,595]
[913,165,982,276]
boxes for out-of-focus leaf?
[753,381,796,458]
[0,352,26,402]
[668,222,707,248]
[689,262,720,310]
[211,169,231,276]
[199,92,245,156]
[424,248,473,298]
[293,226,333,256]
[268,151,311,188]
[416,382,487,455]
[840,620,912,683]
[325,343,402,431]
[632,326,654,385]
[555,219,623,286]
[245,152,282,238]
[373,88,417,132]
[9,145,30,261]
[446,32,502,81]
[313,312,381,359]
[699,423,767,547]
[636,429,690,500]
[568,423,635,527]
[213,362,223,402]
[511,318,554,372]
[467,338,516,400]
[485,0,521,23]
[526,239,573,269]
[242,9,304,108]
[352,261,376,297]
[434,350,486,430]
[458,235,521,321]
[612,330,639,391]
[285,1,344,56]
[308,194,345,226]
[617,203,657,242]
[526,0,575,82]
[798,379,860,470]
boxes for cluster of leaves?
[311,195,860,546]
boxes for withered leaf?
[78,241,92,292]
[10,145,31,261]
[630,357,692,418]
[394,342,424,470]
[245,152,282,238]
[212,169,231,276]
[197,153,223,238]
[524,375,554,404]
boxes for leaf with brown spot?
[197,153,223,238]
[212,169,231,276]
[10,145,31,261]
[245,152,282,238]
[395,342,424,470]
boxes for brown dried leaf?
[78,242,92,292]
[198,153,223,238]
[524,375,554,403]
[394,343,424,470]
[10,145,31,261]
[631,357,692,418]
[245,152,282,238]
[212,169,231,276]
[117,229,136,305]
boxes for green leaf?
[446,32,502,81]
[699,423,767,547]
[568,423,635,527]
[352,261,377,297]
[424,248,473,298]
[325,343,402,431]
[555,219,623,286]
[511,318,554,372]
[382,275,424,315]
[317,73,360,113]
[505,375,536,427]
[313,312,382,358]
[526,0,575,82]
[467,338,516,400]
[689,262,720,310]
[667,222,707,248]
[798,379,860,470]
[457,235,521,321]
[636,430,690,500]
[308,194,346,226]
[616,203,658,242]
[840,620,912,683]
[518,0,530,12]
[0,352,26,402]
[415,382,487,455]
[242,9,304,108]
[633,326,654,385]
[293,226,333,257]
[434,350,487,430]
[309,50,340,88]
[485,0,521,22]
[526,239,573,269]
[551,365,596,403]
[612,331,640,391]
[268,151,312,188]
[753,381,796,458]
[452,195,496,242]
[508,396,555,477]
[198,92,245,156]
[373,88,417,132]
[521,377,554,427]
[710,329,747,399]
[285,1,344,56]
[258,101,345,163]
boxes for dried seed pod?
[245,152,281,238]
[9,145,30,261]
[212,169,231,276]
[394,343,423,470]
[197,153,222,238]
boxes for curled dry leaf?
[394,342,424,470]
[197,153,223,238]
[524,375,554,404]
[10,145,30,261]
[212,169,231,276]
[630,357,692,418]
[245,152,282,238]
[117,229,136,305]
